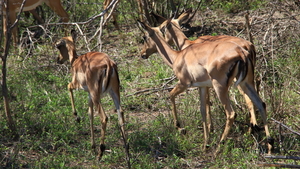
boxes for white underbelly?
[191,80,212,87]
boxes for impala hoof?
[75,116,81,123]
[250,124,263,133]
[178,128,187,135]
[98,144,106,160]
[93,111,101,117]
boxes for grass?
[1,0,300,168]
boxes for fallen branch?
[126,86,174,97]
[271,118,300,136]
[126,76,177,97]
[264,155,300,160]
[257,163,300,168]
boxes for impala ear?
[150,11,167,24]
[70,29,77,42]
[177,12,190,25]
[159,19,171,33]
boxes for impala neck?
[70,50,79,66]
[67,42,78,66]
[150,29,178,68]
[168,22,190,50]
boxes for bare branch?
[27,0,119,29]
[264,155,300,160]
[9,0,27,30]
[271,118,300,136]
[257,163,300,168]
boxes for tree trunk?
[1,0,18,139]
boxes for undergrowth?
[1,0,300,168]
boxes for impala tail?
[233,48,250,87]
[101,61,119,94]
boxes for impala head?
[138,11,190,59]
[138,20,170,59]
[139,33,158,59]
[56,30,77,64]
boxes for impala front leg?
[68,83,80,123]
[170,83,187,134]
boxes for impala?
[103,0,120,30]
[55,30,126,160]
[163,13,262,132]
[2,0,69,45]
[138,21,273,154]
[140,12,261,133]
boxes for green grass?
[1,0,300,168]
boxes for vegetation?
[1,0,300,168]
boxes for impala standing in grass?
[138,20,273,155]
[140,11,263,144]
[55,30,126,160]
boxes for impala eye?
[160,27,166,34]
[143,35,147,41]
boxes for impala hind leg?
[199,87,210,150]
[68,83,80,123]
[237,86,261,132]
[170,83,188,134]
[110,89,126,140]
[211,79,236,155]
[87,96,96,150]
[205,87,212,133]
[95,101,108,160]
[240,82,273,154]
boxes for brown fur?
[55,30,125,160]
[138,21,272,155]
[2,0,69,45]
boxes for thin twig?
[271,118,300,136]
[27,0,119,28]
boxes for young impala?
[2,0,69,45]
[55,30,126,160]
[138,20,273,155]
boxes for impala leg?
[111,11,120,30]
[170,83,187,134]
[5,12,19,45]
[68,83,80,123]
[237,59,260,132]
[96,101,108,160]
[87,95,96,150]
[199,87,209,150]
[212,79,235,155]
[237,85,261,132]
[205,87,212,133]
[45,0,69,36]
[29,9,44,24]
[240,82,273,154]
[110,89,126,140]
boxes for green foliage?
[208,0,267,13]
[1,0,300,168]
